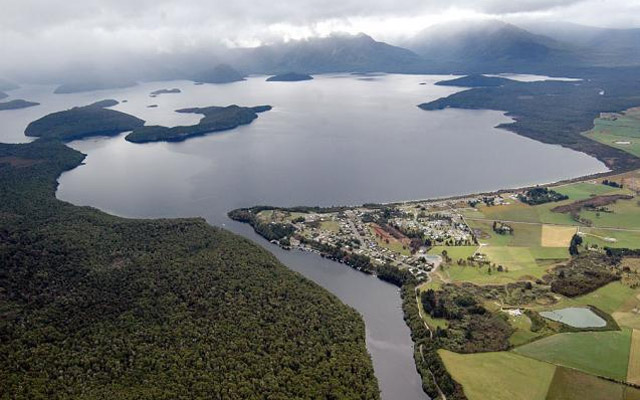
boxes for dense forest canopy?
[0,139,379,399]
[420,68,640,171]
[24,100,144,141]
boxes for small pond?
[540,307,607,328]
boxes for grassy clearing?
[541,225,578,247]
[546,366,628,400]
[580,198,640,230]
[554,182,627,201]
[514,329,632,381]
[483,246,539,270]
[584,109,640,158]
[508,313,542,347]
[428,245,478,261]
[475,202,541,223]
[438,350,556,400]
[542,281,640,329]
[581,228,640,249]
[319,220,340,233]
[368,225,411,256]
[627,330,640,385]
[440,262,519,284]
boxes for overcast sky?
[1,0,640,78]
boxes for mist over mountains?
[7,20,640,91]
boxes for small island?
[25,100,145,141]
[125,104,271,143]
[150,88,181,97]
[266,72,313,82]
[0,99,39,111]
[435,74,514,87]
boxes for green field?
[467,181,633,228]
[439,350,556,400]
[579,198,640,230]
[581,228,640,249]
[439,261,530,284]
[508,312,543,346]
[584,109,640,158]
[514,329,633,381]
[554,182,628,200]
[428,245,478,260]
[627,330,640,385]
[561,282,638,315]
[545,366,637,400]
[320,219,341,232]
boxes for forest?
[0,139,380,399]
[125,105,272,143]
[420,67,640,171]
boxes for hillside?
[405,20,580,73]
[194,64,246,84]
[234,33,427,74]
[521,21,640,67]
[54,78,137,94]
[0,138,380,399]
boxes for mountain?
[54,78,137,94]
[404,20,580,73]
[520,21,640,67]
[233,33,427,74]
[193,63,246,84]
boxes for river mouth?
[0,73,609,400]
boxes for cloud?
[0,0,638,80]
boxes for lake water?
[0,74,608,399]
[540,307,607,328]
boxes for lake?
[0,73,607,399]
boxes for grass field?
[546,366,629,400]
[320,219,340,233]
[428,245,478,261]
[439,261,533,284]
[584,108,640,158]
[467,181,632,228]
[541,225,578,247]
[580,228,640,249]
[554,182,628,201]
[627,330,640,385]
[438,350,556,400]
[508,312,543,347]
[368,225,411,256]
[514,329,633,381]
[548,282,638,315]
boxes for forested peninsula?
[0,139,380,399]
[420,69,640,171]
[0,99,39,111]
[24,100,144,141]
